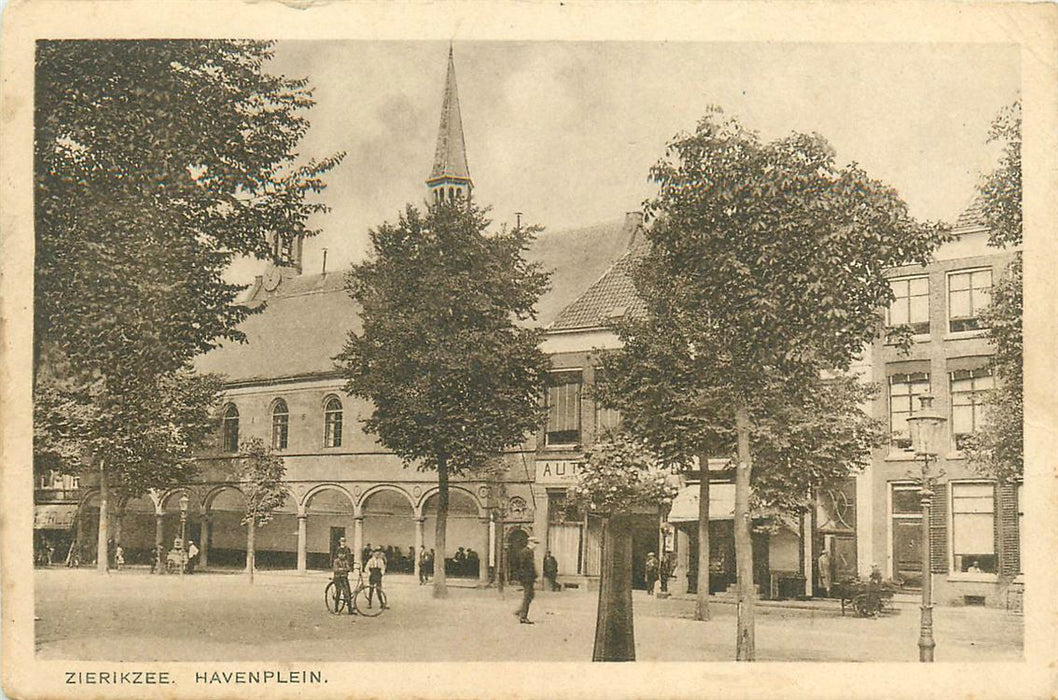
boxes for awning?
[667,483,735,523]
[34,504,78,530]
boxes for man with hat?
[512,536,540,624]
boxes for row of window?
[886,267,993,335]
[889,366,993,450]
[892,481,1022,577]
[220,397,344,453]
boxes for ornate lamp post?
[179,494,190,577]
[906,394,947,662]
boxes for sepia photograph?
[3,2,1056,699]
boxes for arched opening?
[362,489,416,573]
[506,527,529,581]
[205,487,247,569]
[305,487,355,570]
[323,396,343,448]
[423,489,483,578]
[254,493,298,569]
[119,494,156,566]
[271,399,289,450]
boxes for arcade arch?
[361,488,416,573]
[422,488,488,580]
[303,486,356,570]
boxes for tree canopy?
[967,100,1022,482]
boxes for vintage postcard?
[2,1,1056,698]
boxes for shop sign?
[535,460,584,485]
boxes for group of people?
[644,551,675,595]
[148,539,199,574]
[331,537,388,615]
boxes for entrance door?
[892,520,922,588]
[505,528,529,580]
[330,527,346,561]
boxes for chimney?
[624,211,644,248]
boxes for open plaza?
[34,568,1022,663]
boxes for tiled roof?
[954,195,988,231]
[194,216,640,383]
[548,236,649,331]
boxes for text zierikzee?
[65,671,172,685]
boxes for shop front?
[534,459,603,589]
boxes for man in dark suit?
[512,536,539,624]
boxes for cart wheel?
[354,586,386,617]
[853,595,870,618]
[325,581,346,614]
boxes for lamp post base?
[918,604,935,662]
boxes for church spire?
[427,46,472,205]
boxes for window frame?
[271,399,290,451]
[948,480,998,580]
[886,274,931,336]
[949,367,995,452]
[592,367,622,437]
[545,369,583,447]
[946,267,993,334]
[323,395,343,449]
[888,372,931,450]
[221,403,240,454]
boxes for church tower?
[426,47,472,205]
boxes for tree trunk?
[246,518,256,585]
[695,452,711,621]
[433,456,449,599]
[593,515,635,661]
[96,460,109,574]
[734,404,756,661]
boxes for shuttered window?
[546,370,582,446]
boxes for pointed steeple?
[427,46,472,204]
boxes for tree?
[34,40,341,571]
[235,438,288,585]
[337,201,551,598]
[567,432,679,661]
[966,101,1022,483]
[629,108,945,660]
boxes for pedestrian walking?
[418,546,431,585]
[543,551,560,592]
[365,547,388,609]
[106,537,117,572]
[644,552,659,595]
[332,536,355,615]
[512,536,539,624]
[186,540,199,574]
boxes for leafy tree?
[966,101,1022,483]
[625,108,944,660]
[235,438,288,585]
[567,432,679,661]
[34,40,340,572]
[337,201,551,598]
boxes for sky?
[228,40,1020,283]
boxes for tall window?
[271,399,289,450]
[546,370,582,446]
[593,369,622,436]
[889,372,930,449]
[951,482,996,574]
[221,404,239,453]
[948,268,992,333]
[950,367,994,450]
[324,396,343,448]
[887,275,930,335]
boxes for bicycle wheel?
[325,581,346,614]
[354,585,386,617]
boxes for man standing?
[543,550,560,592]
[418,546,430,585]
[644,552,659,595]
[818,548,833,598]
[332,536,355,615]
[365,547,388,609]
[186,540,199,575]
[513,536,539,624]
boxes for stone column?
[478,517,490,586]
[297,514,308,573]
[353,516,364,568]
[414,517,425,579]
[154,513,164,575]
[199,514,210,569]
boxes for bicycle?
[325,566,387,617]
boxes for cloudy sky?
[231,40,1019,282]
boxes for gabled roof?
[953,195,988,233]
[194,216,640,384]
[427,48,471,184]
[548,235,649,332]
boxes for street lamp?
[179,494,190,577]
[906,394,947,662]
